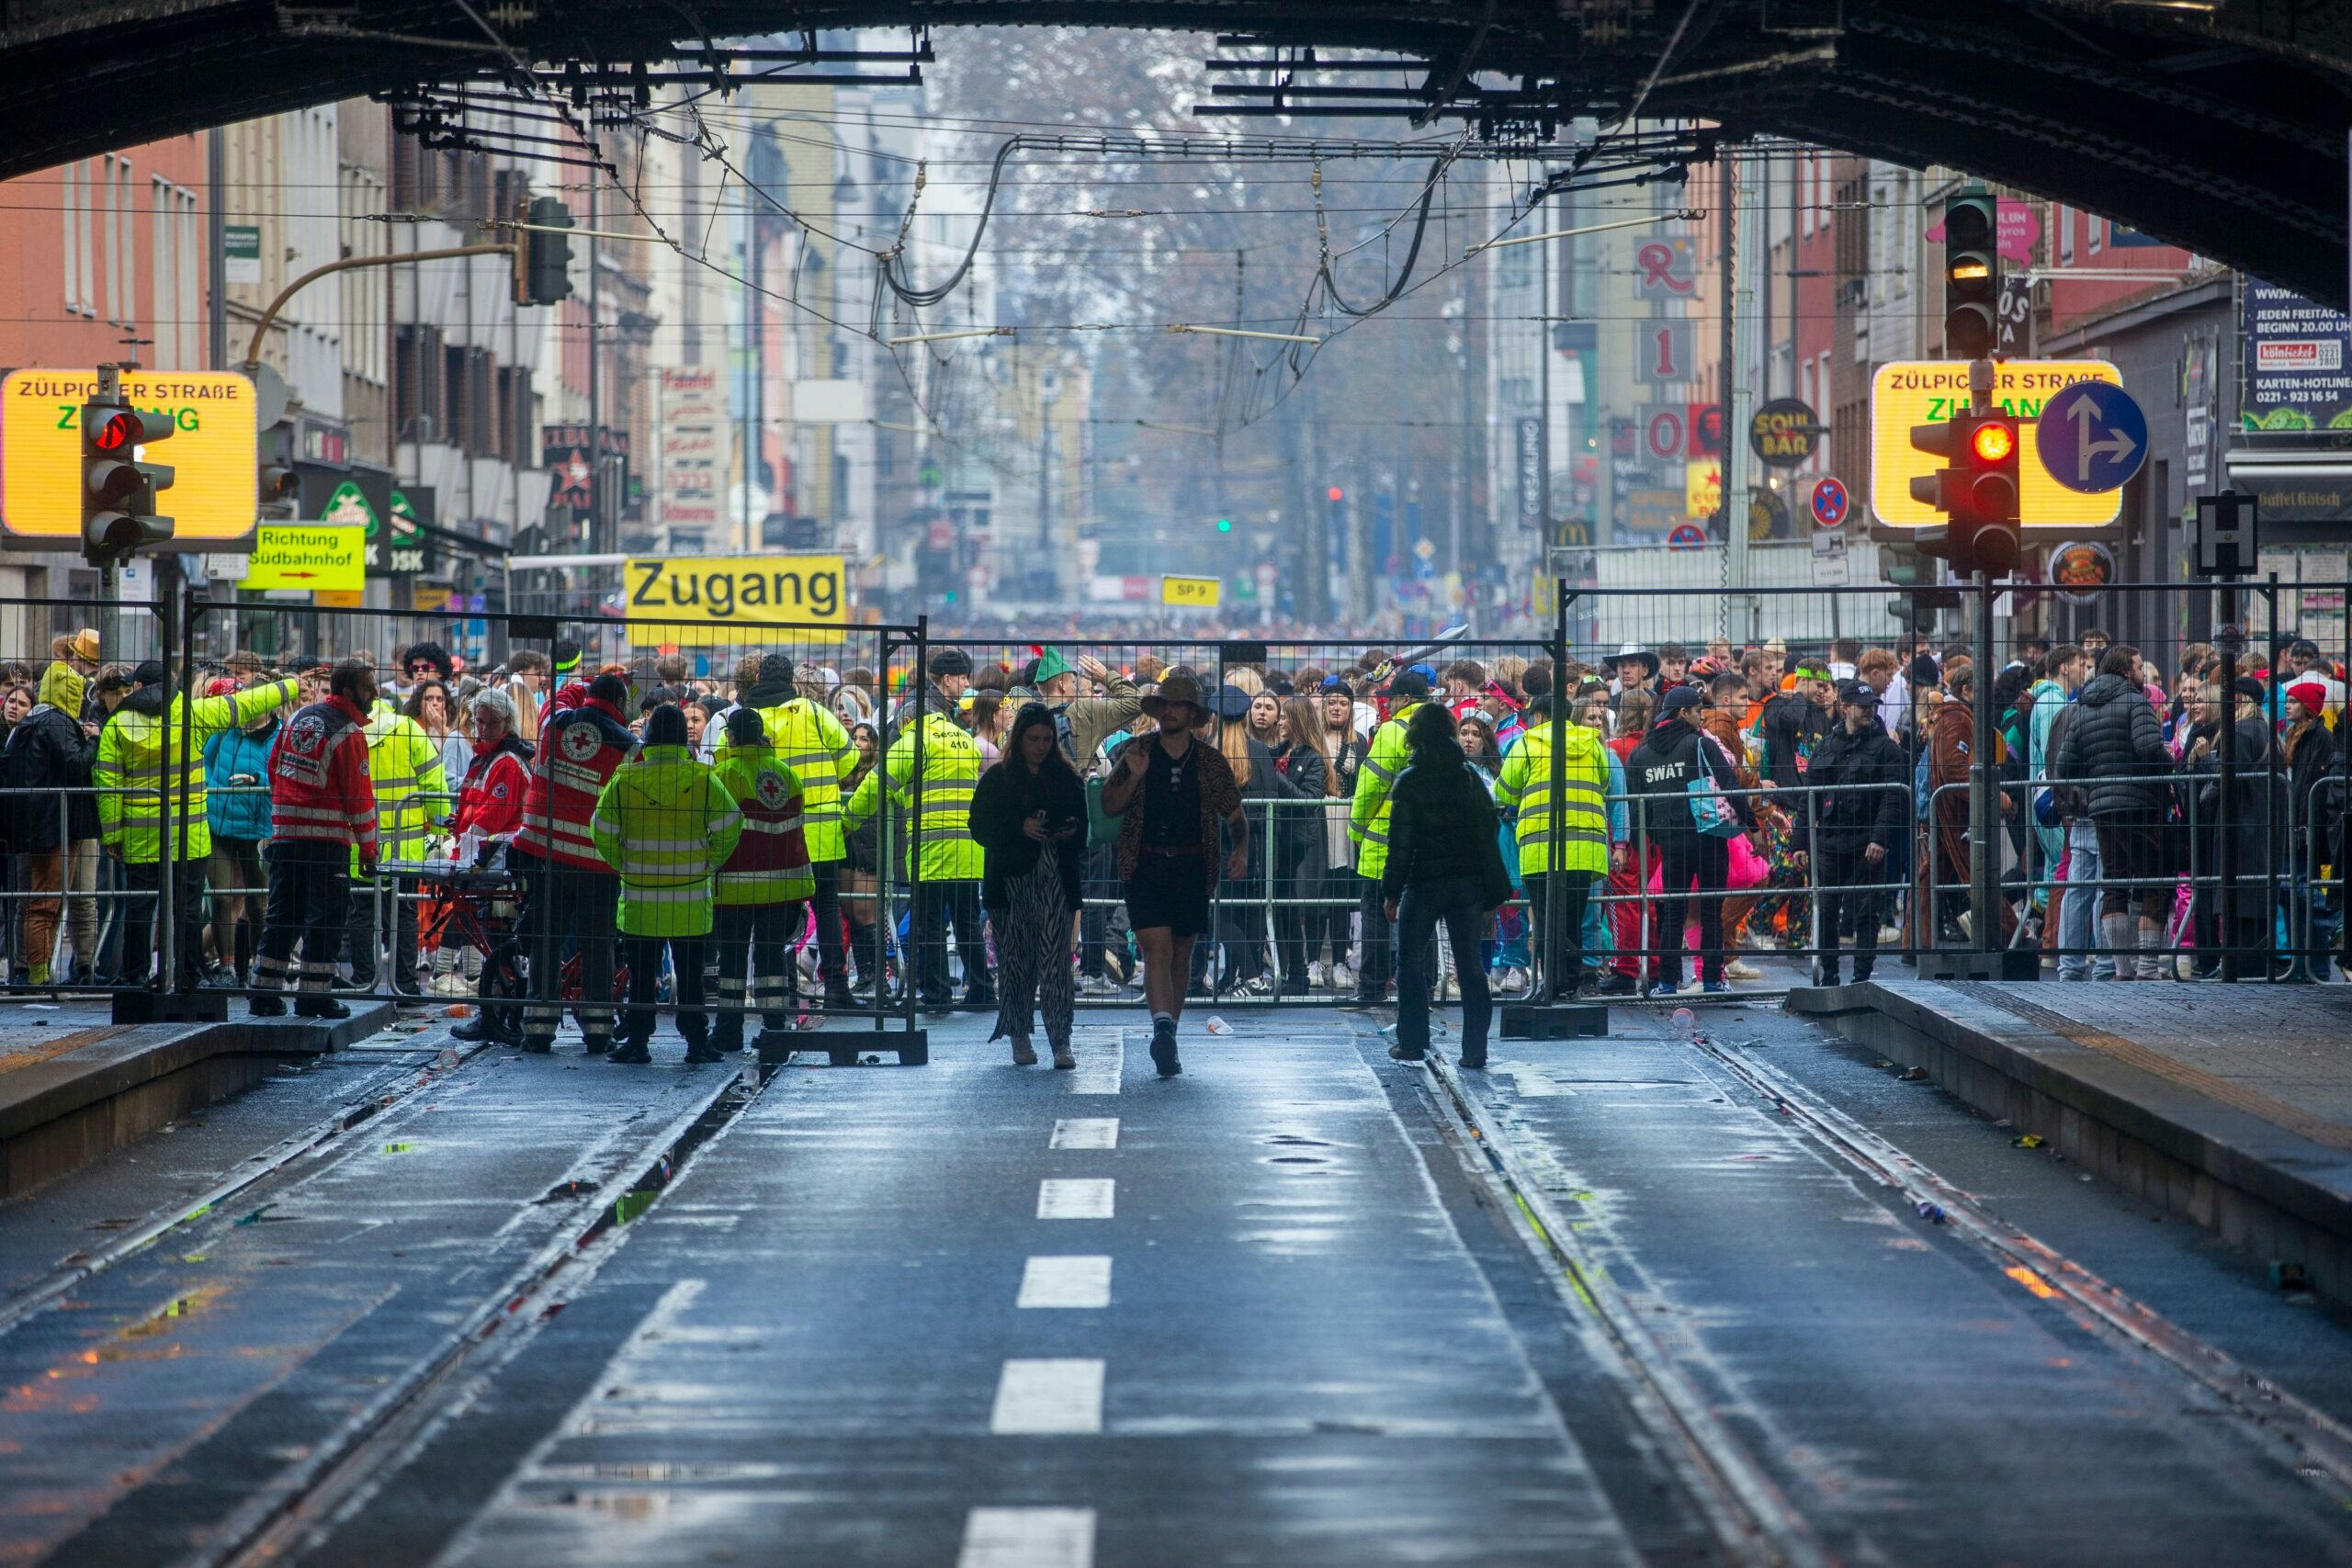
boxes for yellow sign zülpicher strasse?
[0,369,261,547]
[239,525,366,592]
[1871,360,2123,528]
[622,555,848,645]
[1161,575,1221,607]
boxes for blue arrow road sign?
[2037,381,2148,494]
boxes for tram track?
[1416,1047,1833,1568]
[0,1034,499,1338]
[187,1057,781,1568]
[1680,1024,2352,1507]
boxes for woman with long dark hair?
[1272,695,1332,994]
[969,703,1089,1066]
[1382,702,1503,1067]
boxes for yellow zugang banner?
[621,555,848,644]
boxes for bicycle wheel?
[481,939,527,1037]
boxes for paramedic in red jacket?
[511,671,636,1054]
[252,661,379,1020]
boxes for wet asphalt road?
[2,995,2349,1566]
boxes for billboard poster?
[2240,282,2352,434]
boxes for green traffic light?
[1216,518,1232,532]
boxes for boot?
[1052,1042,1077,1070]
[608,1039,652,1064]
[1011,1034,1038,1066]
[294,997,352,1020]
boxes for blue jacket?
[204,720,277,840]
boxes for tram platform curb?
[1787,980,2352,1301]
[0,1001,395,1198]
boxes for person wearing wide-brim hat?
[1101,671,1250,1077]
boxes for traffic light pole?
[1971,569,2000,956]
[2216,586,2242,980]
[240,244,514,371]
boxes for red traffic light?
[93,412,140,451]
[1970,421,2016,464]
[1327,487,1344,502]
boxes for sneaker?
[1643,981,1679,999]
[1308,960,1329,989]
[1812,964,1840,988]
[1149,1020,1182,1077]
[1338,992,1386,1012]
[684,1042,726,1065]
[1385,1042,1427,1062]
[1330,963,1354,992]
[1724,958,1763,981]
[1702,980,1731,995]
[248,994,288,1018]
[1679,977,1704,995]
[1078,974,1123,998]
[1241,974,1274,998]
[608,1041,653,1064]
[1599,972,1638,997]
[293,998,352,1020]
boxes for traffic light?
[1215,517,1233,533]
[1942,186,1998,360]
[81,398,175,565]
[1909,405,2020,578]
[513,196,574,308]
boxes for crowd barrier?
[3,573,2346,1018]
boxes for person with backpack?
[1625,685,1750,995]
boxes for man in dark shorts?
[1102,672,1249,1077]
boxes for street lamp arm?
[242,243,514,372]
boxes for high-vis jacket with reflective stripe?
[842,711,984,881]
[754,697,855,863]
[96,678,299,863]
[590,744,744,937]
[267,695,379,858]
[711,742,817,907]
[515,697,637,870]
[1494,719,1612,875]
[1347,700,1422,880]
[359,700,448,868]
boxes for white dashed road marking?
[957,1506,1096,1568]
[1069,1031,1123,1094]
[1050,1117,1120,1149]
[989,1358,1106,1434]
[1018,1255,1113,1309]
[1036,1179,1115,1219]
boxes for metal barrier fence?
[3,574,2346,1023]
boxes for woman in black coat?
[1381,702,1504,1067]
[969,704,1088,1067]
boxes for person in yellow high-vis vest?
[346,695,447,995]
[1496,694,1616,999]
[1342,667,1430,1007]
[842,699,990,1009]
[750,655,859,1007]
[95,660,300,991]
[592,703,744,1064]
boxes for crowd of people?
[0,619,2341,1073]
